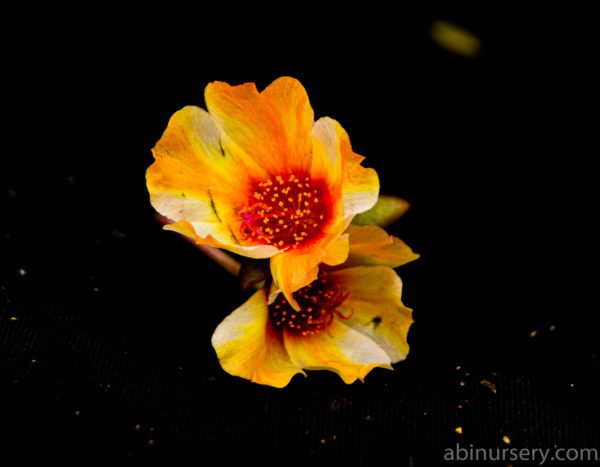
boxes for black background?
[2,6,598,466]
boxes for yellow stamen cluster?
[240,173,329,250]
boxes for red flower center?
[239,173,332,250]
[269,271,353,336]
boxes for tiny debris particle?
[148,439,154,446]
[459,381,466,386]
[17,268,26,277]
[549,324,556,332]
[480,379,497,394]
[149,426,155,433]
[502,435,511,445]
[455,427,463,435]
[457,404,463,410]
[9,317,18,321]
[134,424,141,431]
[456,365,462,370]
[320,439,326,445]
[74,410,80,416]
[529,329,538,338]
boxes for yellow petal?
[211,288,304,388]
[261,77,315,163]
[163,219,279,259]
[147,106,268,251]
[328,266,413,363]
[283,319,392,384]
[269,216,352,309]
[322,233,350,266]
[310,117,343,189]
[339,129,379,217]
[269,248,321,311]
[311,117,379,218]
[205,78,313,174]
[343,224,420,268]
[162,219,203,242]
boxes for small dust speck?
[459,381,466,387]
[320,439,326,445]
[455,426,463,435]
[149,426,155,433]
[148,439,154,446]
[502,435,511,445]
[480,379,497,394]
[74,410,80,416]
[134,424,141,431]
[17,268,26,277]
[549,324,556,332]
[529,330,538,338]
[9,317,18,321]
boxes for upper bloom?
[146,77,379,307]
[211,225,419,387]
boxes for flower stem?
[195,244,241,277]
[155,213,241,277]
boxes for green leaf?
[351,195,410,228]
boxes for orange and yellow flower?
[146,77,379,307]
[211,225,419,387]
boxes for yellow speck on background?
[430,19,482,58]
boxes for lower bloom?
[211,225,419,387]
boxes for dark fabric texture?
[2,8,597,466]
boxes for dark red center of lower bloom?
[239,173,332,251]
[269,271,353,336]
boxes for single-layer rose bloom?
[146,77,379,307]
[211,225,419,387]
